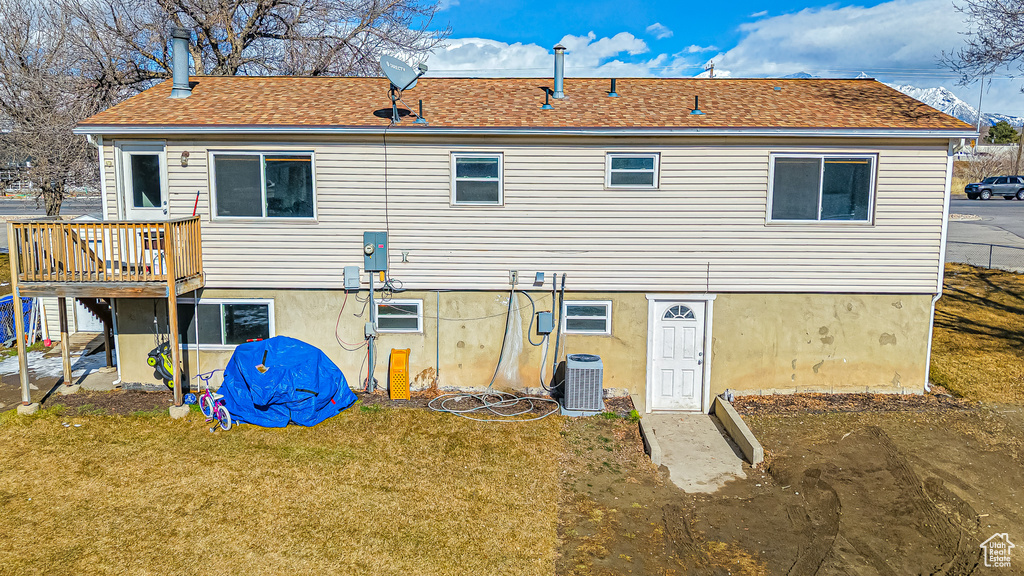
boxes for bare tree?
[0,1,108,215]
[944,0,1024,82]
[63,0,449,90]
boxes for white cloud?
[426,32,694,77]
[749,10,768,18]
[708,0,1024,115]
[438,0,458,9]
[646,23,674,40]
[685,44,717,53]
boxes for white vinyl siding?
[108,138,950,294]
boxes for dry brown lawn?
[0,405,562,576]
[931,263,1024,403]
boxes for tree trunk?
[40,182,63,216]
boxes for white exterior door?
[650,301,706,411]
[119,144,167,220]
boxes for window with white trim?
[562,301,612,335]
[375,300,423,333]
[212,152,315,218]
[179,299,274,347]
[451,153,502,205]
[606,153,659,188]
[769,154,875,222]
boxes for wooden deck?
[7,217,204,297]
[6,216,205,408]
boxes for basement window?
[179,299,274,347]
[375,300,423,333]
[212,152,315,218]
[451,153,503,205]
[562,301,612,335]
[769,154,875,222]
[606,153,659,188]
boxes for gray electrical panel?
[343,266,361,290]
[363,231,388,272]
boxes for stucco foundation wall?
[709,293,932,396]
[113,291,932,408]
[112,290,650,399]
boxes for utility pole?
[975,77,986,150]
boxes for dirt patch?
[45,390,172,415]
[731,390,974,415]
[557,404,1024,575]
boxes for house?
[6,38,976,415]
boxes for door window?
[130,155,162,208]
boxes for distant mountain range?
[887,84,1023,128]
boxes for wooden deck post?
[165,223,183,406]
[7,222,30,405]
[57,297,73,386]
[103,299,113,367]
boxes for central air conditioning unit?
[562,353,604,415]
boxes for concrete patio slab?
[645,413,746,493]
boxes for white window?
[769,154,875,222]
[211,152,316,219]
[179,299,274,347]
[562,301,612,335]
[451,153,503,205]
[606,153,659,188]
[375,299,423,333]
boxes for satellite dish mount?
[380,55,428,123]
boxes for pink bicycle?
[195,370,231,432]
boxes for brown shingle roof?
[77,76,974,131]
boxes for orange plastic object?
[389,348,411,400]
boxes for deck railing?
[9,217,202,284]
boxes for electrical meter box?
[363,231,388,272]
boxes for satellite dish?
[380,55,422,91]
[379,55,428,123]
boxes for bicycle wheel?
[200,395,215,419]
[216,405,232,431]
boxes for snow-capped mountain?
[887,84,1024,127]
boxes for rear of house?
[53,69,974,413]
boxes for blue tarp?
[219,336,357,427]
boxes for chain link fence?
[946,241,1024,273]
[0,296,40,348]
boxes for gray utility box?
[343,266,361,291]
[563,353,604,414]
[363,231,388,272]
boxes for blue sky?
[420,0,1024,116]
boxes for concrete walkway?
[645,413,746,493]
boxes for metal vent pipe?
[170,28,192,99]
[553,44,565,99]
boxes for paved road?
[0,196,102,253]
[947,197,1024,272]
[0,196,101,217]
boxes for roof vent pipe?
[690,95,705,115]
[553,44,565,99]
[608,78,619,97]
[169,28,192,99]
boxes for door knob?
[697,360,703,365]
